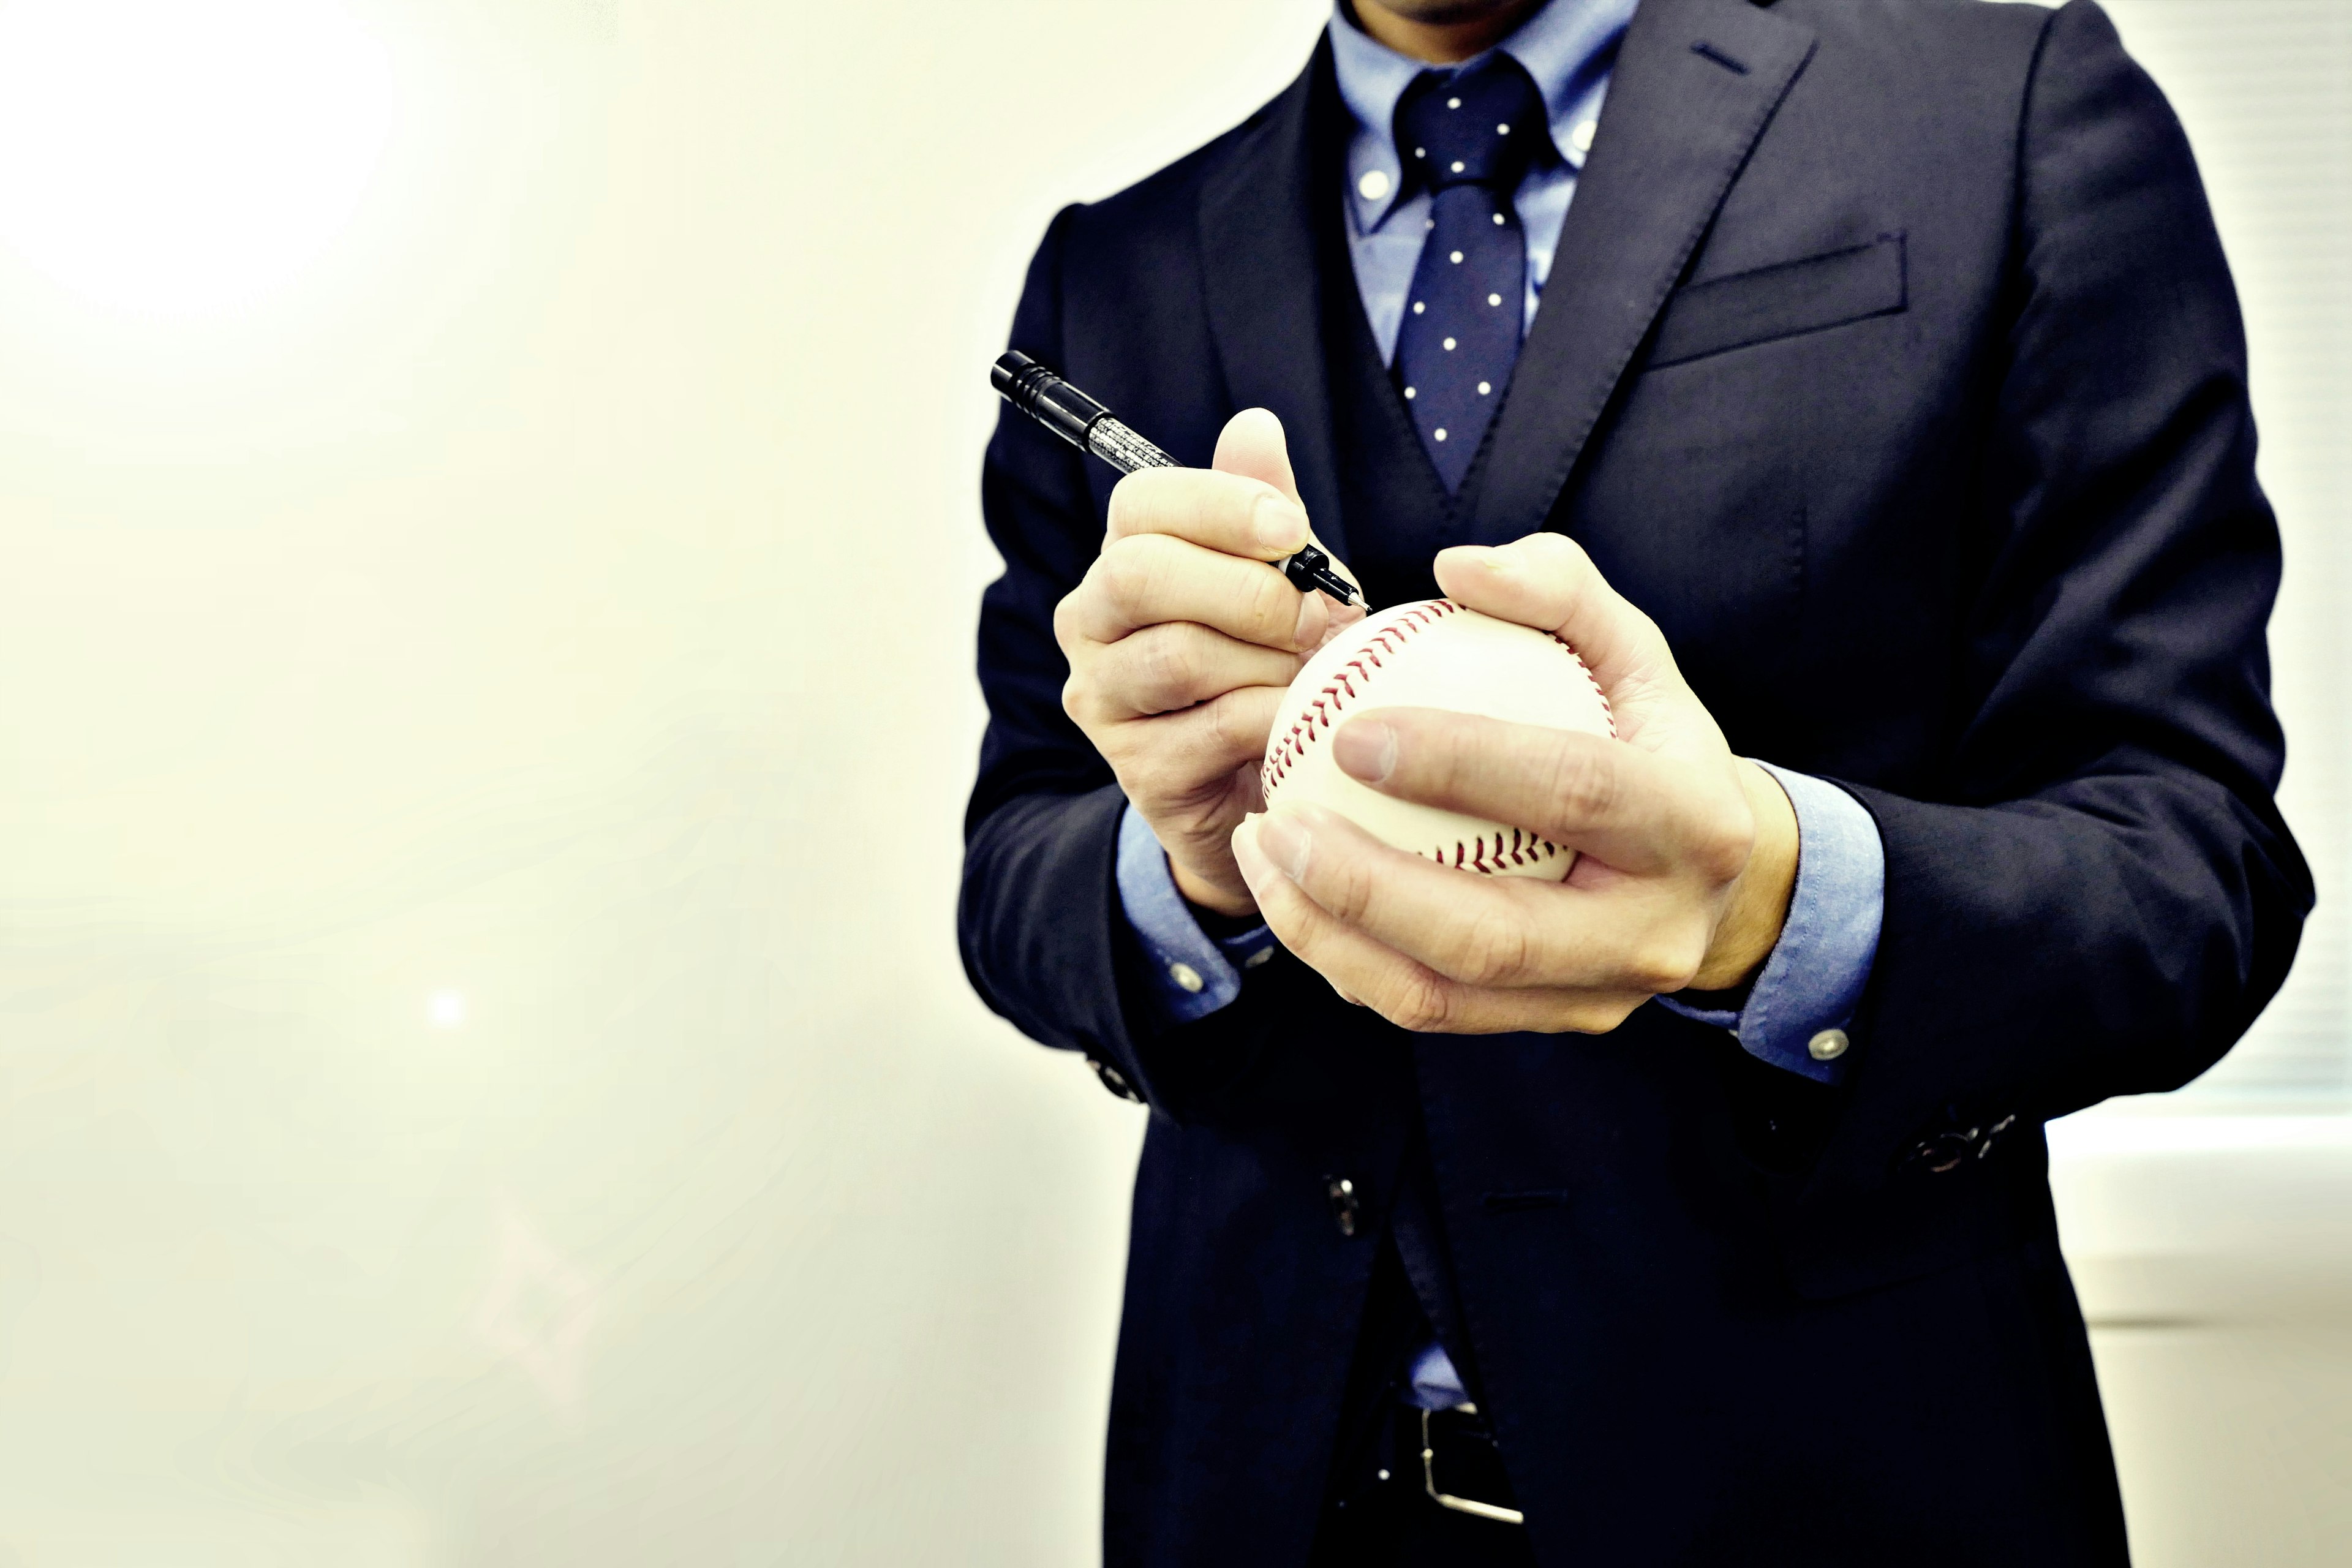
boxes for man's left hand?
[1231,533,1800,1035]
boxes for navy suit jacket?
[959,1,2312,1562]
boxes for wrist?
[1172,854,1261,921]
[1690,761,1800,992]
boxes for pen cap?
[992,351,1109,452]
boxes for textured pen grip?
[1085,417,1180,474]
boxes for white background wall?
[0,1,2341,1562]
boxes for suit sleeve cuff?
[1656,762,1885,1084]
[1115,804,1275,1027]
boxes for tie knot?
[1395,54,1548,194]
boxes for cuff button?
[1085,1057,1145,1105]
[1325,1176,1361,1238]
[1807,1028,1850,1063]
[1169,961,1205,993]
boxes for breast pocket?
[1647,233,1907,370]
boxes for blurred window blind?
[2094,1,2351,1096]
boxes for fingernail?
[1253,811,1312,881]
[1292,590,1328,650]
[1254,497,1308,554]
[1332,719,1397,784]
[1231,815,1273,888]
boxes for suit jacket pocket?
[1648,233,1907,370]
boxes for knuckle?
[1098,543,1158,616]
[1119,755,1185,809]
[1104,472,1145,533]
[1564,995,1645,1035]
[1539,739,1614,826]
[1204,691,1261,756]
[1520,530,1583,573]
[1198,690,1242,750]
[1400,719,1466,797]
[1698,803,1756,883]
[1246,567,1297,644]
[1629,932,1706,995]
[1507,532,1589,595]
[1457,902,1537,987]
[1321,855,1384,927]
[1202,689,1257,758]
[1137,630,1197,706]
[1385,971,1455,1033]
[1107,470,1186,539]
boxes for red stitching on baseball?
[1259,599,1614,874]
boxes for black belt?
[1313,1236,1532,1562]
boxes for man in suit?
[960,0,2312,1562]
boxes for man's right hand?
[1054,408,1363,918]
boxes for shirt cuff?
[1116,804,1277,1027]
[1656,763,1885,1084]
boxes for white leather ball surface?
[1260,598,1615,878]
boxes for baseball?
[1260,598,1615,879]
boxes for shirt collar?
[1329,0,1638,228]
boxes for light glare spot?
[0,0,397,317]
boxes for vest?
[1305,86,1531,1411]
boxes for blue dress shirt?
[1110,0,1888,1407]
[1329,0,1630,356]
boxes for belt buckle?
[1420,1403,1526,1526]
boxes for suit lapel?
[1470,0,1817,545]
[1199,38,1352,564]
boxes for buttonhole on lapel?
[1691,41,1750,75]
[1482,1189,1573,1215]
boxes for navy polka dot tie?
[1392,56,1549,491]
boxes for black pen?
[990,351,1368,610]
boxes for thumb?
[1212,408,1303,507]
[1433,533,1698,751]
[1213,408,1364,621]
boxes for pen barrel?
[992,351,1109,453]
[989,352,1362,609]
[992,351,1180,475]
